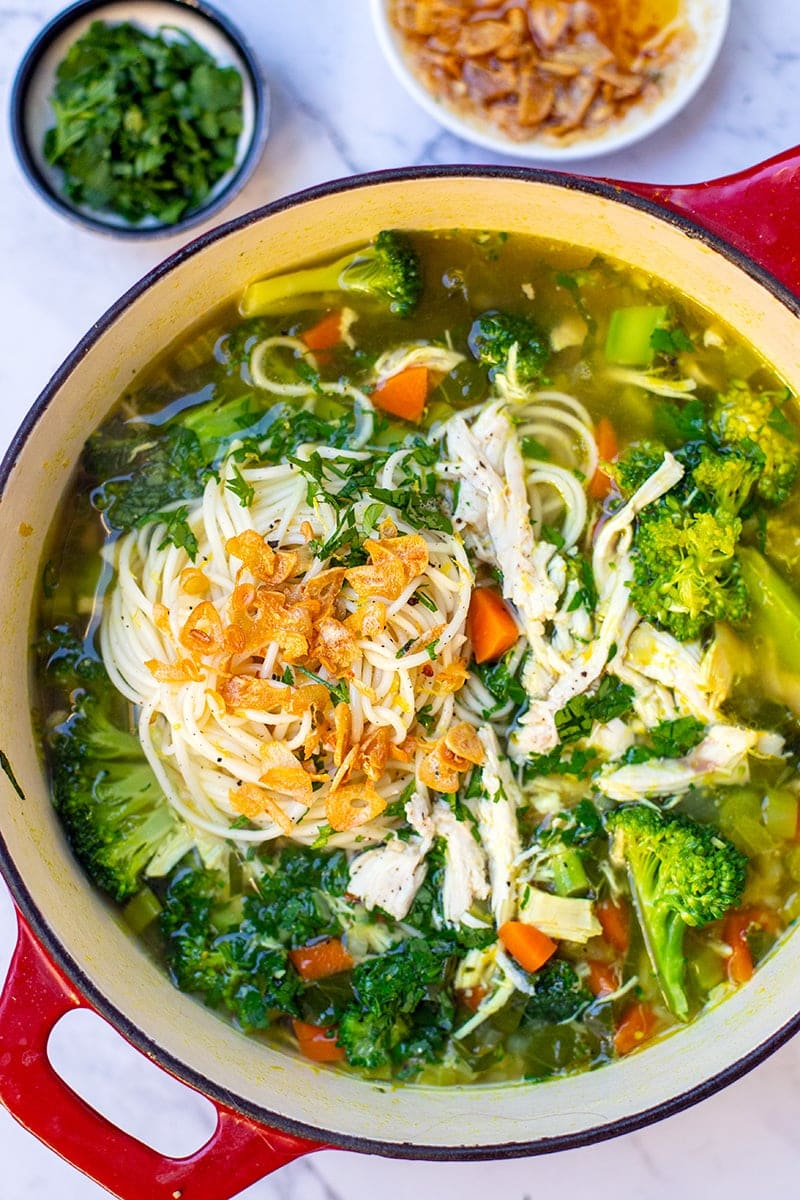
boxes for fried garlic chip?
[226,529,298,586]
[345,533,429,601]
[326,780,387,832]
[231,782,294,834]
[179,600,225,657]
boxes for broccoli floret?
[713,382,800,505]
[630,506,749,641]
[51,693,192,901]
[336,937,453,1071]
[616,439,763,640]
[468,310,549,384]
[616,441,761,515]
[37,624,107,688]
[613,440,669,497]
[240,230,422,319]
[335,1008,392,1069]
[523,959,592,1024]
[607,804,748,1020]
[690,443,764,516]
[42,630,192,902]
[161,864,303,1029]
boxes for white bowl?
[370,0,730,161]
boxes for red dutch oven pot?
[2,150,800,1199]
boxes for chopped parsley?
[152,505,198,559]
[474,652,526,717]
[43,20,244,226]
[650,326,695,356]
[524,676,634,780]
[226,464,255,508]
[295,666,349,705]
[622,716,706,764]
[554,675,635,744]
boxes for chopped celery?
[430,359,489,409]
[604,305,667,367]
[787,845,800,884]
[717,785,796,855]
[739,547,800,710]
[490,994,527,1036]
[550,848,590,897]
[717,788,775,856]
[173,325,224,372]
[762,788,798,842]
[415,1057,478,1086]
[688,943,726,994]
[765,491,800,586]
[423,398,456,428]
[228,853,245,898]
[123,886,163,935]
[313,396,347,422]
[723,342,761,381]
[747,925,778,966]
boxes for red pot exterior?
[616,145,800,299]
[0,915,322,1198]
[3,149,800,1197]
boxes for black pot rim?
[3,162,800,1162]
[8,0,269,240]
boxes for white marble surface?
[2,1,800,1196]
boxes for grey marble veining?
[2,1,800,1196]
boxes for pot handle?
[615,145,800,297]
[0,912,323,1200]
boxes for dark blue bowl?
[10,0,269,238]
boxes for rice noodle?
[99,367,599,864]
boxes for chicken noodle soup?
[37,229,800,1084]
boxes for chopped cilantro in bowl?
[11,0,267,236]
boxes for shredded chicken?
[511,453,685,759]
[598,724,771,801]
[432,801,489,925]
[587,716,636,760]
[623,623,730,723]
[347,789,434,920]
[348,838,430,921]
[372,341,465,387]
[475,725,522,926]
[446,402,566,681]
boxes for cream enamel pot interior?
[3,154,800,1200]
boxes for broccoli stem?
[628,880,690,1021]
[240,253,357,316]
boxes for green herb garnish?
[43,20,244,225]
